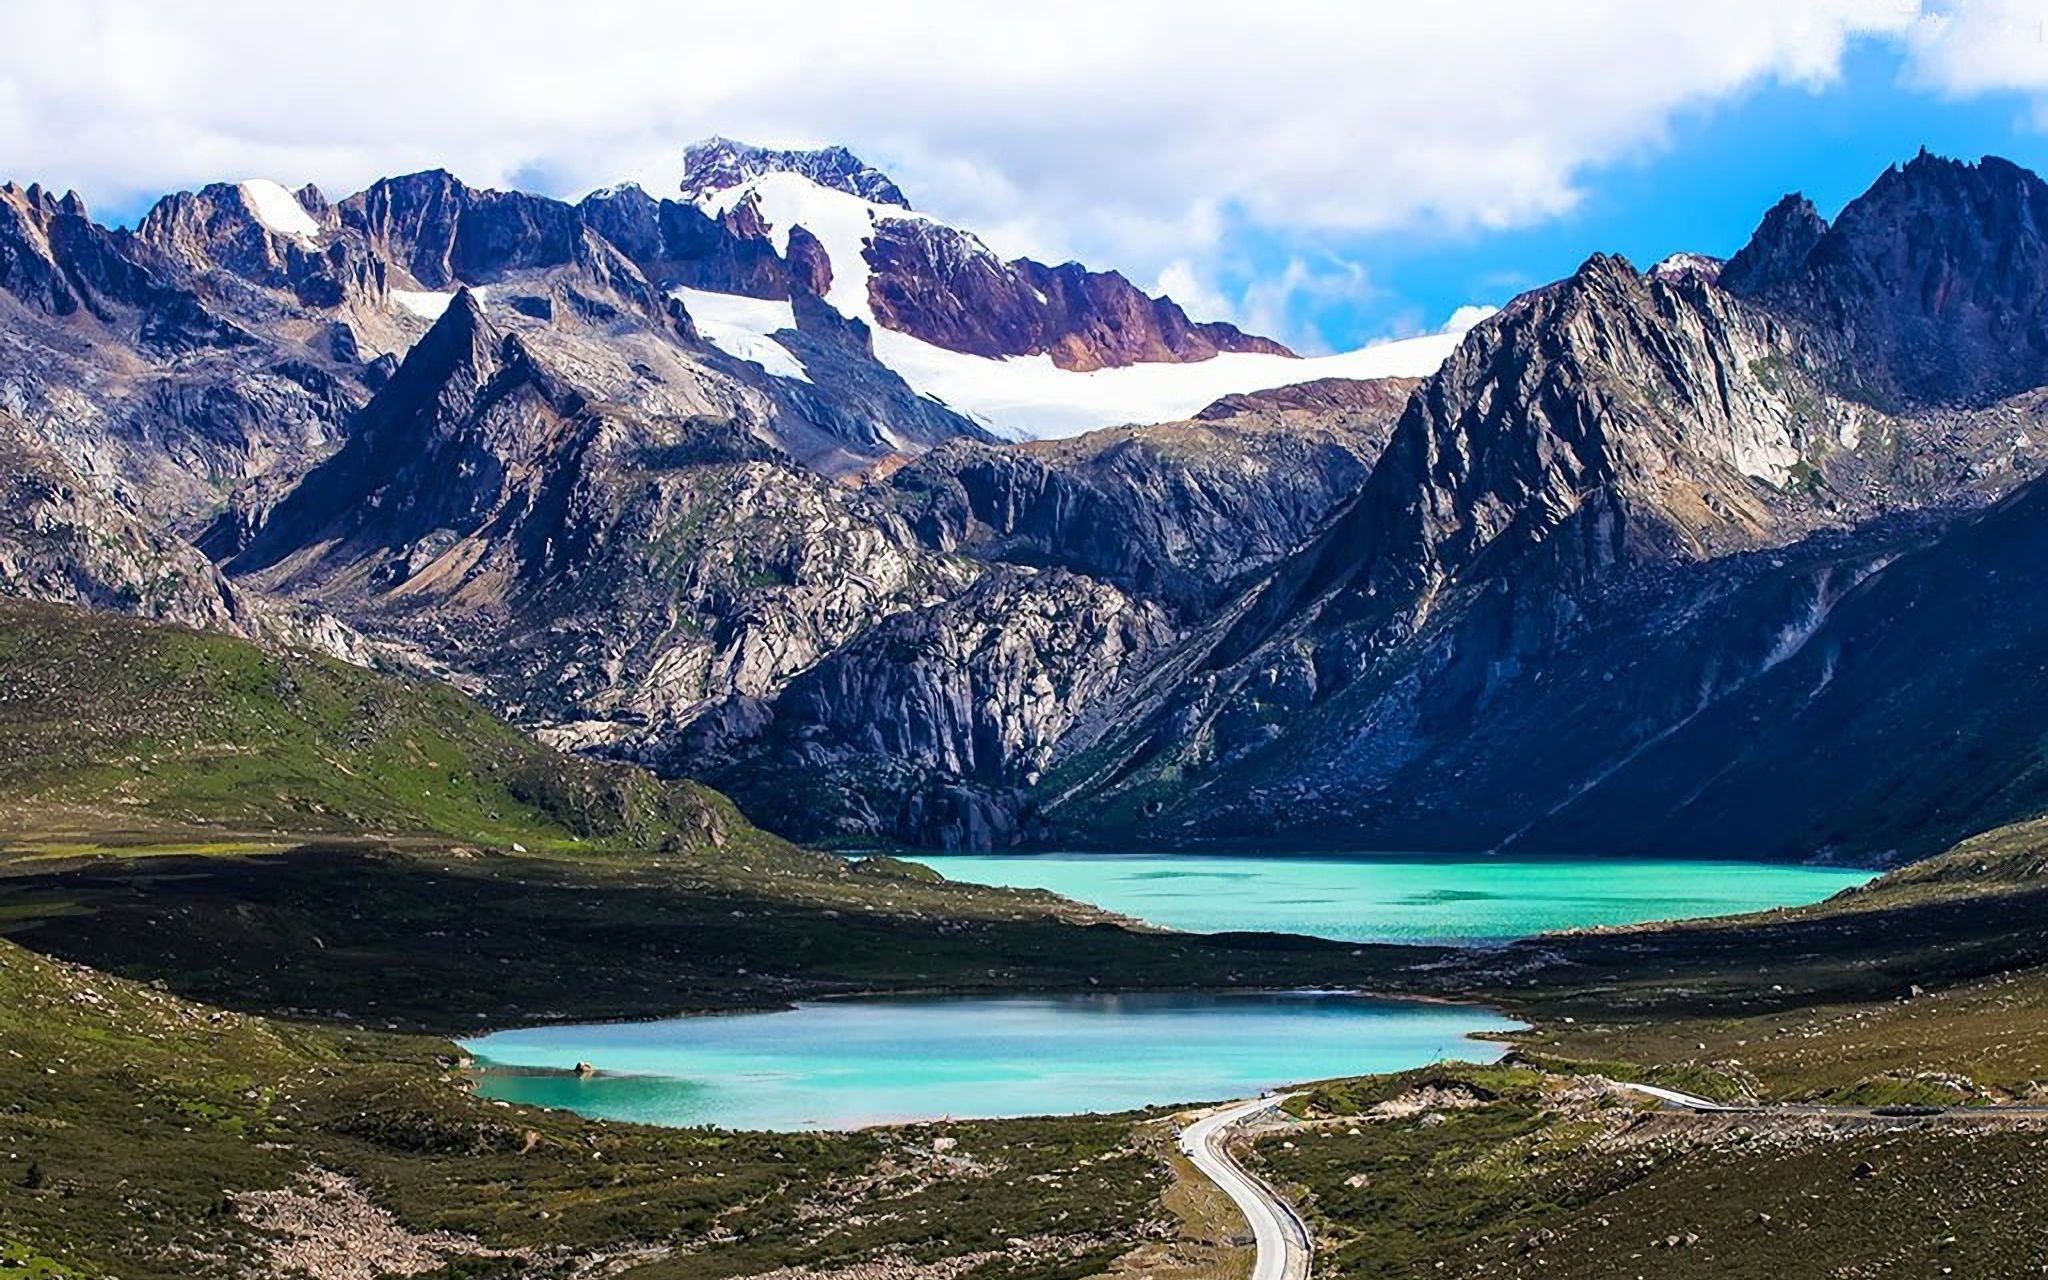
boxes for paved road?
[1179,1096,1313,1280]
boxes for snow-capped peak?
[689,169,957,325]
[1649,251,1724,283]
[670,142,1472,440]
[585,180,646,202]
[680,136,911,209]
[237,179,321,245]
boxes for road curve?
[1179,1096,1313,1280]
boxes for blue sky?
[1241,38,2048,349]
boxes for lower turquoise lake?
[900,853,1873,943]
[464,853,1872,1130]
[465,992,1519,1130]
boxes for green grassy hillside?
[0,600,752,854]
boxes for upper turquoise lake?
[899,853,1873,943]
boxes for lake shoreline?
[463,989,1524,1132]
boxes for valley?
[2,118,2048,1280]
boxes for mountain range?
[3,142,2045,859]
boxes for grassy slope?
[0,602,1405,1031]
[0,935,1171,1280]
[0,600,753,853]
[1233,817,2048,1279]
[1454,815,2048,1102]
[1255,1062,2048,1280]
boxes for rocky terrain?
[863,215,1291,371]
[1043,153,2048,859]
[4,145,2048,857]
[673,137,1292,373]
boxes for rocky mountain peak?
[679,136,912,209]
[1,181,73,218]
[1647,251,1723,283]
[1721,152,2048,407]
[1718,193,1828,294]
[362,285,546,437]
[339,169,590,289]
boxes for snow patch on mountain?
[869,326,1461,439]
[672,288,812,383]
[678,281,1463,439]
[390,288,456,320]
[686,168,1472,438]
[1649,252,1724,283]
[237,179,320,244]
[695,171,935,323]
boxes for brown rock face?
[1194,375,1420,421]
[783,225,834,299]
[865,217,1292,370]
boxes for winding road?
[1170,1079,2048,1280]
[1179,1096,1313,1280]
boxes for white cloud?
[1441,304,1500,335]
[1149,253,1392,353]
[0,0,1946,347]
[1905,0,2048,101]
[1151,259,1237,326]
[0,3,1922,219]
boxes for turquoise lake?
[464,853,1872,1130]
[900,853,1873,943]
[465,992,1518,1130]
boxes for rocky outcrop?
[338,171,586,289]
[0,413,364,659]
[1192,375,1419,422]
[232,290,563,585]
[1722,152,2048,409]
[1,412,248,633]
[879,376,1413,614]
[691,566,1175,848]
[576,182,793,298]
[133,182,357,304]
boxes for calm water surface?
[465,992,1518,1130]
[467,853,1869,1130]
[902,853,1873,943]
